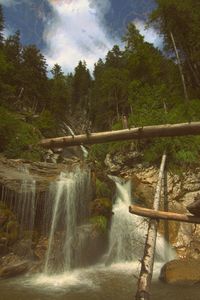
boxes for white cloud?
[0,0,21,6]
[3,26,13,38]
[134,20,163,48]
[44,0,118,73]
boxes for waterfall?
[107,176,175,264]
[65,124,88,159]
[44,167,91,274]
[16,165,36,236]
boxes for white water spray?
[107,176,175,264]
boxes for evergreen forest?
[0,0,200,168]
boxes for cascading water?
[107,176,175,264]
[16,165,36,236]
[0,165,36,237]
[65,124,88,159]
[44,167,91,275]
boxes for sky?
[0,0,160,73]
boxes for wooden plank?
[38,122,200,148]
[129,205,200,224]
[135,153,166,300]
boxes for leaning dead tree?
[135,153,167,300]
[129,205,200,225]
[38,122,200,148]
[170,32,189,102]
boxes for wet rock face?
[105,151,143,174]
[0,202,19,250]
[0,154,81,194]
[131,167,200,259]
[90,198,112,218]
[160,259,200,284]
[0,253,31,278]
[105,153,200,259]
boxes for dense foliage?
[0,3,200,166]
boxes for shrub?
[0,106,41,160]
[96,178,112,198]
[33,110,57,137]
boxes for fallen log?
[129,205,200,224]
[135,153,166,300]
[38,122,200,148]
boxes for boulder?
[160,259,200,283]
[187,193,200,216]
[0,261,30,278]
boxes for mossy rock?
[90,197,112,218]
[6,230,19,244]
[96,178,112,198]
[6,220,19,234]
[90,215,108,233]
[0,204,19,245]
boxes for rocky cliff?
[105,151,200,260]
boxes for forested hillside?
[0,0,200,167]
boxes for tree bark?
[38,122,200,148]
[129,205,200,224]
[135,153,166,300]
[163,168,169,260]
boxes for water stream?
[0,169,199,300]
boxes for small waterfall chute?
[17,165,36,236]
[106,175,175,265]
[44,167,91,275]
[63,123,88,159]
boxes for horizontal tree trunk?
[129,205,200,224]
[135,153,166,300]
[38,122,200,148]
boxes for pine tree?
[0,5,4,45]
[71,61,91,110]
[20,45,48,111]
[150,0,200,96]
[49,64,70,118]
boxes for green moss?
[90,215,108,233]
[96,178,112,198]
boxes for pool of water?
[0,263,199,300]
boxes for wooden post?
[163,167,169,260]
[135,153,166,300]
